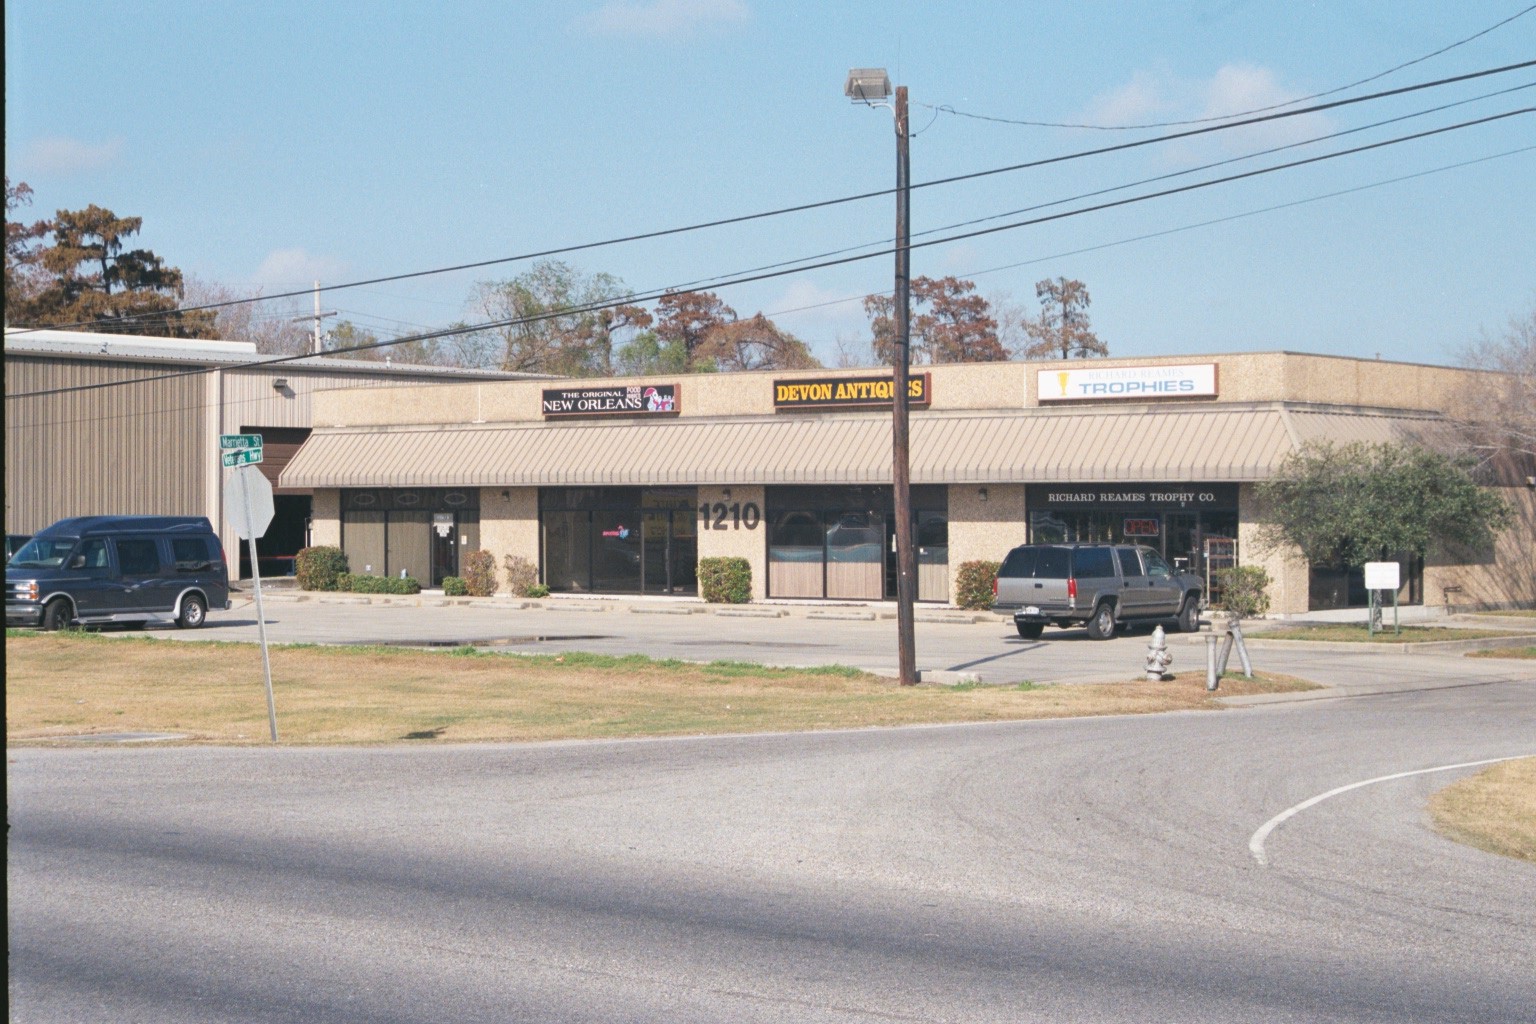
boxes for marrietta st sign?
[220,433,264,467]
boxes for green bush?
[294,546,348,591]
[698,557,752,603]
[461,549,498,596]
[442,576,468,596]
[503,554,540,597]
[527,583,550,598]
[1215,565,1272,620]
[954,560,1001,610]
[341,573,421,595]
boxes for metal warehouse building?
[3,328,523,577]
[280,352,1535,616]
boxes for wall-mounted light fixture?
[721,488,732,500]
[978,487,989,502]
[501,489,510,500]
[272,378,288,391]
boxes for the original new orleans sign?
[542,384,679,417]
[1038,363,1217,402]
[774,373,931,411]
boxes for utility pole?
[292,280,337,354]
[892,84,917,687]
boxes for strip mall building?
[282,352,1535,615]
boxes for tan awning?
[280,402,1450,489]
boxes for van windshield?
[9,537,78,569]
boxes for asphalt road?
[144,591,1536,690]
[8,680,1535,1022]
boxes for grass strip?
[1255,624,1522,643]
[6,631,1314,746]
[1427,757,1536,863]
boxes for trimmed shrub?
[343,573,422,595]
[442,576,468,596]
[462,549,498,597]
[1215,565,1272,620]
[698,557,752,604]
[503,554,540,597]
[955,560,1001,610]
[527,583,550,598]
[295,546,348,591]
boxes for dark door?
[431,514,457,588]
[67,538,117,616]
[112,537,167,613]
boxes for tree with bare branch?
[1022,277,1108,359]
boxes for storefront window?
[340,489,478,585]
[766,486,947,601]
[539,487,697,594]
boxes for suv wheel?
[42,599,72,632]
[177,594,207,629]
[1177,596,1201,633]
[1085,602,1116,640]
[1016,621,1045,640]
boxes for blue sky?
[6,1,1533,367]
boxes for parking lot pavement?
[125,591,1536,691]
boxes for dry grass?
[1466,645,1536,659]
[1257,624,1519,643]
[6,632,1315,746]
[1427,757,1536,863]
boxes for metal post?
[1206,634,1219,690]
[892,85,917,687]
[243,477,279,742]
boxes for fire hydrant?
[1145,624,1174,681]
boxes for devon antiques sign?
[542,384,679,417]
[774,373,931,410]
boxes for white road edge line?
[1249,755,1532,867]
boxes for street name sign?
[222,448,264,467]
[220,433,263,450]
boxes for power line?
[10,105,1527,401]
[10,60,1533,338]
[12,145,1529,433]
[919,4,1536,130]
[660,81,1534,297]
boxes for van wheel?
[1177,596,1201,633]
[1016,621,1045,640]
[42,599,72,632]
[177,594,207,629]
[1085,602,1116,640]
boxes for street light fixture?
[848,66,917,687]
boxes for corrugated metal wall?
[4,356,209,533]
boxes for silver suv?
[993,543,1202,640]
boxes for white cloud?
[251,248,349,290]
[574,0,749,39]
[21,136,124,175]
[1081,64,1332,160]
[1198,64,1332,149]
[1081,70,1172,128]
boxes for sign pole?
[240,467,278,742]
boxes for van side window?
[172,538,212,572]
[115,538,161,575]
[1073,547,1116,578]
[76,539,110,570]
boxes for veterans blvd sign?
[1038,363,1217,402]
[220,433,263,466]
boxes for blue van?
[6,516,229,631]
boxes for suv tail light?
[1067,576,1077,607]
[992,576,998,598]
